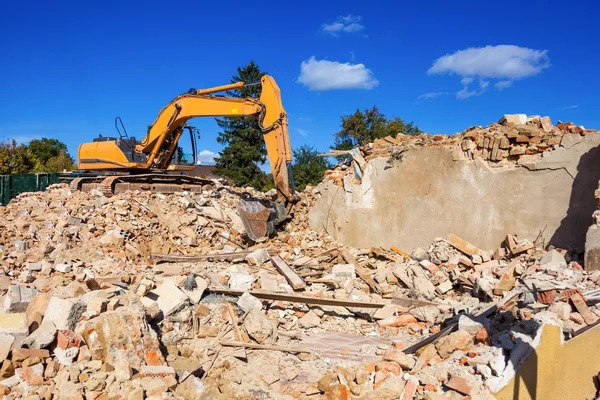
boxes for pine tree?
[213,61,268,188]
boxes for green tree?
[333,106,422,150]
[292,145,331,191]
[44,150,76,172]
[28,138,74,171]
[0,140,34,175]
[213,61,268,188]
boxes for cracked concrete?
[309,133,600,252]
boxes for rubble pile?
[0,177,598,398]
[324,114,597,185]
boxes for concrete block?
[236,292,262,313]
[22,320,57,349]
[0,334,15,361]
[182,237,197,246]
[55,263,72,273]
[0,314,28,336]
[540,249,567,271]
[246,249,270,266]
[4,285,38,313]
[499,114,527,126]
[332,264,356,280]
[14,241,28,252]
[43,297,76,331]
[27,263,42,272]
[148,280,188,317]
[228,272,255,291]
[181,277,207,304]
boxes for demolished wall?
[310,119,600,253]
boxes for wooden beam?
[207,288,386,308]
[151,251,271,263]
[339,249,380,293]
[270,256,305,290]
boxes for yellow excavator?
[73,75,297,239]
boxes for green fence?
[0,173,60,205]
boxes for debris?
[570,293,598,325]
[243,309,277,344]
[4,285,38,313]
[148,280,189,318]
[246,249,271,266]
[236,292,263,313]
[299,310,322,329]
[208,288,386,308]
[0,314,28,336]
[270,255,306,290]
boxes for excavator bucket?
[237,200,273,241]
[237,200,287,241]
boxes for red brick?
[57,330,81,350]
[401,378,418,400]
[377,314,417,328]
[420,260,439,274]
[375,361,401,376]
[446,375,472,395]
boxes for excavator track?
[70,173,215,196]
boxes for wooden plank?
[339,249,380,293]
[151,251,265,263]
[270,255,305,290]
[219,340,311,354]
[391,297,438,308]
[226,303,247,342]
[207,288,385,308]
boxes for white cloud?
[295,128,308,137]
[495,80,513,90]
[297,56,379,91]
[560,105,579,110]
[417,92,449,100]
[196,149,217,165]
[457,79,488,99]
[322,15,364,36]
[429,45,550,79]
[428,45,550,97]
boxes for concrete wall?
[309,133,600,252]
[495,323,600,400]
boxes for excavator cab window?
[170,126,198,166]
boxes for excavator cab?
[167,126,198,171]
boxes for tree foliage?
[0,140,34,175]
[0,138,75,175]
[213,61,269,189]
[292,145,331,191]
[333,106,421,150]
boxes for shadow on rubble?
[550,144,600,253]
[436,308,541,399]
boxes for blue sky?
[1,0,598,165]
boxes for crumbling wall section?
[309,133,600,252]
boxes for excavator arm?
[78,75,295,203]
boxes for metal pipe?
[195,80,260,96]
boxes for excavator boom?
[77,75,295,203]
